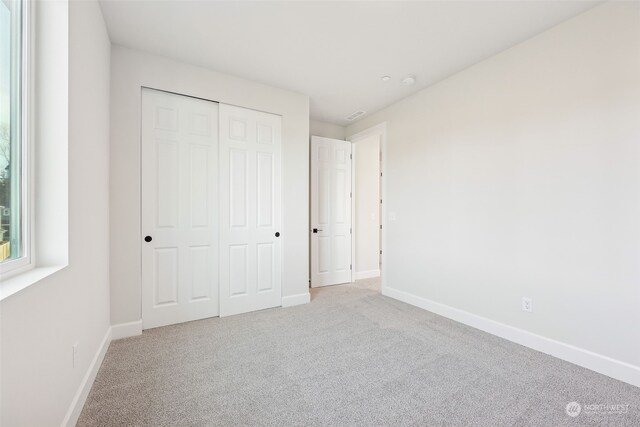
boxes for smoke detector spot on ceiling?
[345,111,366,121]
[401,75,417,85]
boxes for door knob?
[275,232,280,237]
[144,236,152,242]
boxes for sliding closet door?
[219,104,282,317]
[141,88,219,329]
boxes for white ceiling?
[99,0,601,126]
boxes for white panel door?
[311,136,352,287]
[141,88,219,329]
[219,104,282,317]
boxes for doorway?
[348,123,386,292]
[351,134,381,286]
[309,124,386,292]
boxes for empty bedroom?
[0,0,639,426]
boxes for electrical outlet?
[72,342,78,368]
[522,297,533,313]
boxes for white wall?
[0,0,112,425]
[353,134,380,279]
[110,47,310,327]
[347,1,640,382]
[310,119,345,140]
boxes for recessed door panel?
[229,245,248,297]
[335,170,346,224]
[334,235,348,272]
[318,236,330,273]
[257,123,273,145]
[318,146,330,162]
[155,106,178,131]
[257,243,274,292]
[189,113,210,136]
[154,248,178,306]
[190,144,210,228]
[230,149,248,228]
[318,168,330,226]
[257,152,273,228]
[229,118,247,141]
[156,140,179,228]
[190,245,211,301]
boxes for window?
[0,0,27,272]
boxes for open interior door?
[310,136,352,287]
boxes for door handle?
[144,236,152,242]
[313,228,323,233]
[275,232,280,237]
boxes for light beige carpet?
[347,276,382,292]
[78,281,640,426]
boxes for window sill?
[0,264,67,301]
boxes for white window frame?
[0,0,32,278]
[0,0,69,300]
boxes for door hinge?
[350,192,352,198]
[380,250,382,255]
[350,227,352,234]
[350,153,352,160]
[350,264,352,270]
[380,224,383,230]
[380,199,383,204]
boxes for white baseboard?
[111,320,143,340]
[382,286,640,388]
[354,269,380,280]
[282,292,311,307]
[61,327,111,427]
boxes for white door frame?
[347,122,387,290]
